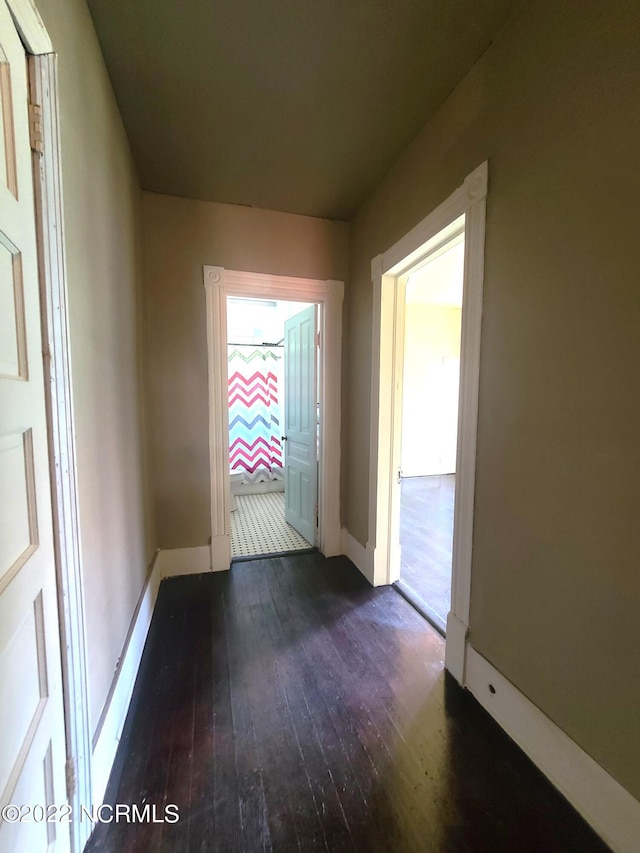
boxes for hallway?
[86,554,607,852]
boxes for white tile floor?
[230,492,311,558]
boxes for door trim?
[16,29,92,853]
[6,0,52,54]
[203,267,344,568]
[368,161,487,684]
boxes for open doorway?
[367,163,487,681]
[395,234,464,633]
[226,296,319,558]
[203,267,343,570]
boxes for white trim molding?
[368,161,488,683]
[6,0,52,54]
[28,53,93,853]
[10,2,91,845]
[92,543,219,811]
[92,553,162,806]
[203,267,344,568]
[465,647,640,853]
[155,545,216,578]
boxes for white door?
[283,304,317,545]
[0,4,70,851]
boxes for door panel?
[0,2,69,850]
[284,305,317,545]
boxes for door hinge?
[65,757,77,799]
[316,330,320,347]
[28,102,44,154]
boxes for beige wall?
[142,192,349,549]
[345,0,640,799]
[36,0,156,734]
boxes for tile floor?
[230,491,311,557]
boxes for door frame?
[204,267,344,568]
[7,2,93,851]
[368,161,487,684]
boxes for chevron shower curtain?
[228,345,284,485]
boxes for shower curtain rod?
[227,341,284,348]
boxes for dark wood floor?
[399,475,455,632]
[85,554,609,853]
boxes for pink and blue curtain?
[228,345,284,484]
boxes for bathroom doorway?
[227,296,319,558]
[204,266,343,570]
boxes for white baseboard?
[92,552,162,804]
[465,646,640,853]
[236,481,284,495]
[156,544,218,577]
[341,528,374,584]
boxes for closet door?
[0,3,70,850]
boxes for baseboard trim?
[156,545,220,577]
[236,481,284,495]
[340,528,374,584]
[91,551,162,804]
[465,646,640,853]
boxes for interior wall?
[142,191,348,549]
[35,0,156,735]
[401,305,461,477]
[345,0,640,800]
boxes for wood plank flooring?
[399,475,455,633]
[85,554,609,853]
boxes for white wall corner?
[156,544,219,578]
[465,646,640,853]
[91,554,162,804]
[341,528,375,584]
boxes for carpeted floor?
[230,491,311,557]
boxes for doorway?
[226,296,318,558]
[203,268,344,570]
[395,233,464,634]
[367,162,487,681]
